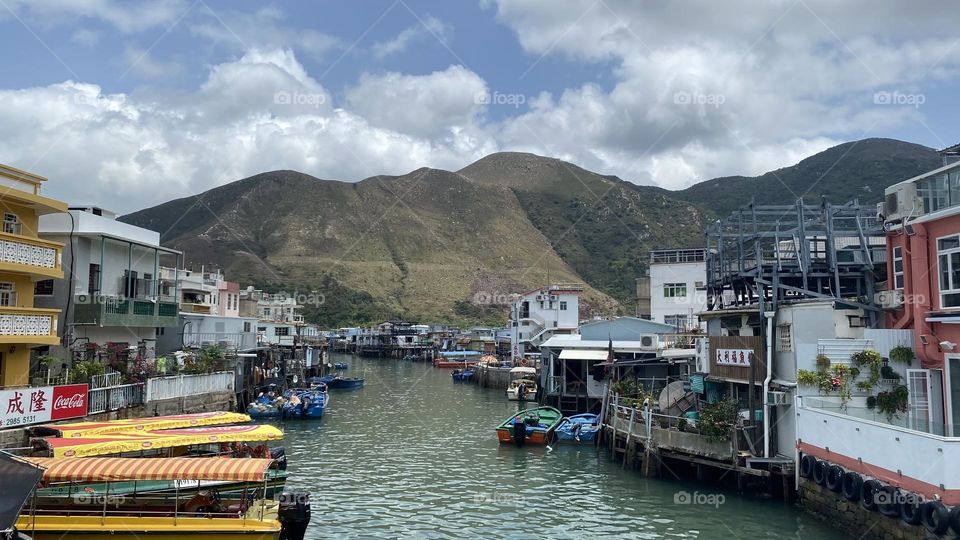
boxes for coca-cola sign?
[1,384,88,428]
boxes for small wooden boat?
[495,407,563,446]
[506,367,537,401]
[451,369,475,383]
[556,413,600,443]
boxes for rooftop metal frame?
[704,198,887,326]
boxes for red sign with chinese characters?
[1,384,88,428]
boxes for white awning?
[926,316,960,324]
[559,349,610,361]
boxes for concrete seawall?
[476,366,512,389]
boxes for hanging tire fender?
[877,485,901,517]
[949,505,960,535]
[825,465,844,493]
[841,471,862,502]
[860,479,882,511]
[799,454,816,479]
[921,500,950,535]
[812,460,829,486]
[900,494,923,525]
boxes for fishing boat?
[432,350,482,368]
[555,413,600,443]
[451,368,475,383]
[495,407,563,446]
[331,376,364,389]
[506,366,538,401]
[334,362,348,369]
[281,384,329,419]
[18,457,309,540]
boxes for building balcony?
[0,306,59,345]
[797,396,960,504]
[73,296,179,328]
[0,231,63,279]
[181,302,214,314]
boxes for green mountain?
[673,138,941,216]
[121,138,942,326]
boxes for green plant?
[866,395,878,410]
[850,349,883,391]
[888,346,915,366]
[875,385,909,420]
[69,360,105,383]
[38,355,58,367]
[797,369,820,386]
[678,418,688,432]
[880,365,901,380]
[699,398,738,442]
[797,366,853,409]
[182,344,224,375]
[815,354,831,372]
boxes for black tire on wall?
[900,494,923,525]
[812,460,829,486]
[825,465,844,493]
[949,505,960,535]
[842,471,862,502]
[799,454,816,479]
[860,479,882,512]
[921,501,950,535]
[877,485,900,517]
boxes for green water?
[277,354,844,539]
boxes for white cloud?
[123,46,184,80]
[372,15,452,59]
[1,0,189,33]
[189,6,341,60]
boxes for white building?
[159,267,240,318]
[508,283,582,359]
[239,288,304,324]
[648,249,707,331]
[38,206,181,360]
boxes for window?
[938,234,960,308]
[663,283,687,298]
[3,213,20,235]
[664,314,688,329]
[257,326,267,333]
[243,322,252,332]
[776,324,792,352]
[559,301,567,311]
[88,264,101,294]
[34,279,54,296]
[275,326,290,336]
[0,283,15,306]
[263,307,271,316]
[694,281,706,290]
[892,246,904,290]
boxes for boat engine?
[512,420,526,447]
[271,446,288,470]
[278,491,311,540]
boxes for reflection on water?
[275,355,842,539]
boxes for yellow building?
[0,163,67,387]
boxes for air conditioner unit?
[639,334,658,350]
[766,391,789,406]
[535,294,545,301]
[883,183,924,223]
[874,289,904,310]
[548,294,559,301]
[695,338,710,374]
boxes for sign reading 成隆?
[716,348,753,367]
[1,384,88,428]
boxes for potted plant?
[815,354,831,372]
[889,346,915,366]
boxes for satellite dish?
[659,380,695,416]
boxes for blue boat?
[281,384,330,419]
[555,413,600,443]
[334,362,348,369]
[451,369,475,383]
[312,374,364,389]
[247,392,282,418]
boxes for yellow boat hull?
[16,515,281,540]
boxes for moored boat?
[433,350,481,368]
[451,369,475,383]
[334,362,348,369]
[18,457,305,540]
[506,367,537,401]
[495,407,563,446]
[281,384,329,419]
[555,413,600,443]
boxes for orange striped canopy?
[35,411,252,438]
[27,457,273,482]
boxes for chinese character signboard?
[1,384,88,428]
[716,348,753,367]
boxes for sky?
[0,0,958,212]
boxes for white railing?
[145,371,235,402]
[88,383,144,414]
[89,370,123,389]
[797,397,960,500]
